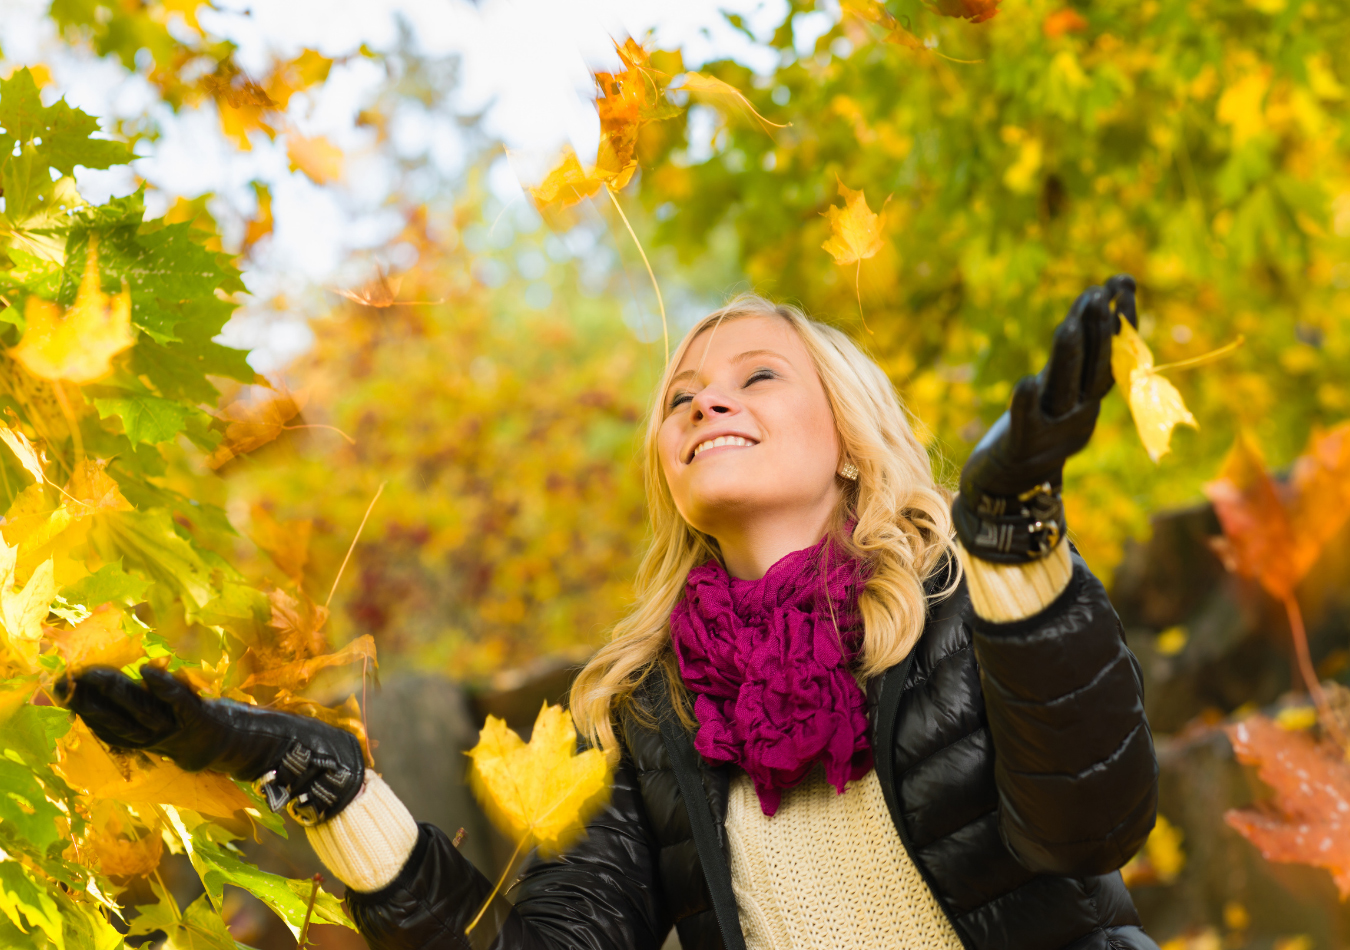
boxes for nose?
[689,385,738,422]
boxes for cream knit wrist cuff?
[306,772,419,893]
[957,538,1073,623]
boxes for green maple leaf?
[58,560,151,611]
[90,389,194,444]
[0,862,63,949]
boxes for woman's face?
[658,314,842,543]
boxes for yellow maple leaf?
[56,719,252,819]
[0,538,57,672]
[1111,319,1199,462]
[46,603,145,674]
[12,241,134,384]
[464,702,611,934]
[467,702,611,854]
[822,181,888,265]
[0,427,46,484]
[680,72,789,135]
[822,181,889,333]
[529,146,608,213]
[287,133,344,184]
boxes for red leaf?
[1225,714,1350,897]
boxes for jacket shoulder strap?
[655,688,747,950]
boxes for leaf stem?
[604,184,668,362]
[854,260,873,335]
[152,867,182,923]
[465,836,528,936]
[297,873,323,948]
[1152,335,1244,374]
[326,481,386,609]
[1283,593,1348,750]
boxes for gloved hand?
[57,665,365,825]
[952,275,1137,563]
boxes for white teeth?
[693,436,755,458]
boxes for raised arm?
[950,276,1157,875]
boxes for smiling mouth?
[690,435,758,462]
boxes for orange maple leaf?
[251,506,312,583]
[1203,423,1350,602]
[46,603,144,674]
[89,817,163,878]
[1225,714,1350,897]
[264,587,330,662]
[335,267,445,308]
[57,719,252,819]
[207,388,307,469]
[241,633,377,693]
[931,0,1001,22]
[1043,8,1089,36]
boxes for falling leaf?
[1110,319,1199,461]
[840,0,929,50]
[251,507,312,582]
[240,633,376,693]
[335,267,445,308]
[931,0,1002,22]
[244,182,274,252]
[264,587,330,661]
[529,147,607,212]
[466,701,612,856]
[1043,8,1089,36]
[822,180,887,266]
[207,388,308,469]
[11,241,134,384]
[0,428,46,484]
[287,133,344,185]
[822,181,889,333]
[680,72,788,135]
[46,603,145,673]
[1204,423,1350,602]
[56,719,253,819]
[1225,714,1350,897]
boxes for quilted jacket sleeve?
[345,759,669,950]
[970,543,1158,877]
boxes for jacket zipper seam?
[876,655,978,950]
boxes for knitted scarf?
[669,533,873,816]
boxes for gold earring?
[839,461,859,481]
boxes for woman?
[65,285,1159,950]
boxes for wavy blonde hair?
[569,294,961,759]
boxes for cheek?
[656,422,684,486]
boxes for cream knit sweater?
[307,541,1072,940]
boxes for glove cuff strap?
[954,481,1065,564]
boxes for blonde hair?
[569,294,961,759]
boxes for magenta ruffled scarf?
[669,533,873,816]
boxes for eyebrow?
[666,349,791,389]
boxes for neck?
[714,506,837,580]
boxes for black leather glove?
[58,666,365,825]
[952,275,1137,563]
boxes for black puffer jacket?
[347,547,1160,950]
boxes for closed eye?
[744,368,777,387]
[668,390,692,410]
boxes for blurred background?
[1,0,1348,947]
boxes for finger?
[1105,274,1137,331]
[141,666,203,721]
[1040,301,1087,418]
[1007,375,1040,451]
[69,668,175,747]
[1079,286,1115,401]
